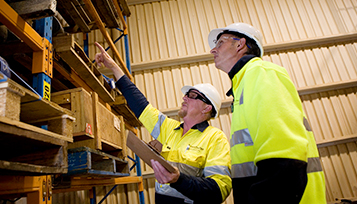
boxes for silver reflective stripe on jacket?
[232,162,257,178]
[170,161,230,178]
[303,117,312,131]
[204,165,231,177]
[172,162,204,177]
[307,157,323,173]
[230,128,253,147]
[231,157,322,178]
[239,90,244,105]
[151,112,166,139]
[155,182,193,203]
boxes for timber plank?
[20,99,74,123]
[110,95,142,127]
[0,160,67,174]
[0,116,71,144]
[93,0,121,28]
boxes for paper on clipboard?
[126,131,176,173]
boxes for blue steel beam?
[124,15,144,204]
[33,17,53,101]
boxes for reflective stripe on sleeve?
[239,89,244,105]
[155,182,193,202]
[204,165,231,177]
[307,157,323,173]
[231,161,257,178]
[303,117,312,131]
[172,162,204,177]
[151,112,166,139]
[232,157,322,178]
[230,128,253,147]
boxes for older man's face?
[210,34,240,72]
[178,90,209,119]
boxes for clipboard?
[126,131,176,173]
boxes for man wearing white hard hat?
[209,23,326,204]
[95,43,231,204]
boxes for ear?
[236,38,247,52]
[202,104,213,114]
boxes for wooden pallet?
[334,197,357,204]
[56,0,130,33]
[53,34,115,103]
[7,0,56,20]
[0,75,74,175]
[67,147,129,177]
[110,94,142,127]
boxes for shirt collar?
[226,55,256,97]
[174,120,210,132]
[228,55,256,79]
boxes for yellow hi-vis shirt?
[230,57,326,203]
[139,104,232,202]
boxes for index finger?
[94,42,106,54]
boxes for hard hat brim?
[208,28,226,49]
[181,85,220,118]
[181,85,195,95]
[208,26,264,57]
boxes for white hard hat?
[208,23,264,57]
[181,83,222,118]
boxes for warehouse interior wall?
[54,0,357,203]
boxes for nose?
[210,48,216,54]
[183,95,188,101]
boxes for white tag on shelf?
[114,116,121,132]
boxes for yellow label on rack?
[43,80,51,101]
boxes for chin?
[178,110,186,118]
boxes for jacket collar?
[228,55,256,79]
[174,120,209,132]
[226,55,256,97]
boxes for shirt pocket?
[180,151,205,176]
[182,147,206,168]
[160,146,171,160]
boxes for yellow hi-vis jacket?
[230,57,326,203]
[139,104,232,203]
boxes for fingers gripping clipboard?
[126,131,176,173]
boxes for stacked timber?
[56,0,131,33]
[0,73,74,175]
[52,34,142,160]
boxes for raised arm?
[95,42,124,81]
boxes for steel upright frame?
[81,0,144,204]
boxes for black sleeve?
[115,75,149,118]
[233,158,308,204]
[170,173,222,204]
